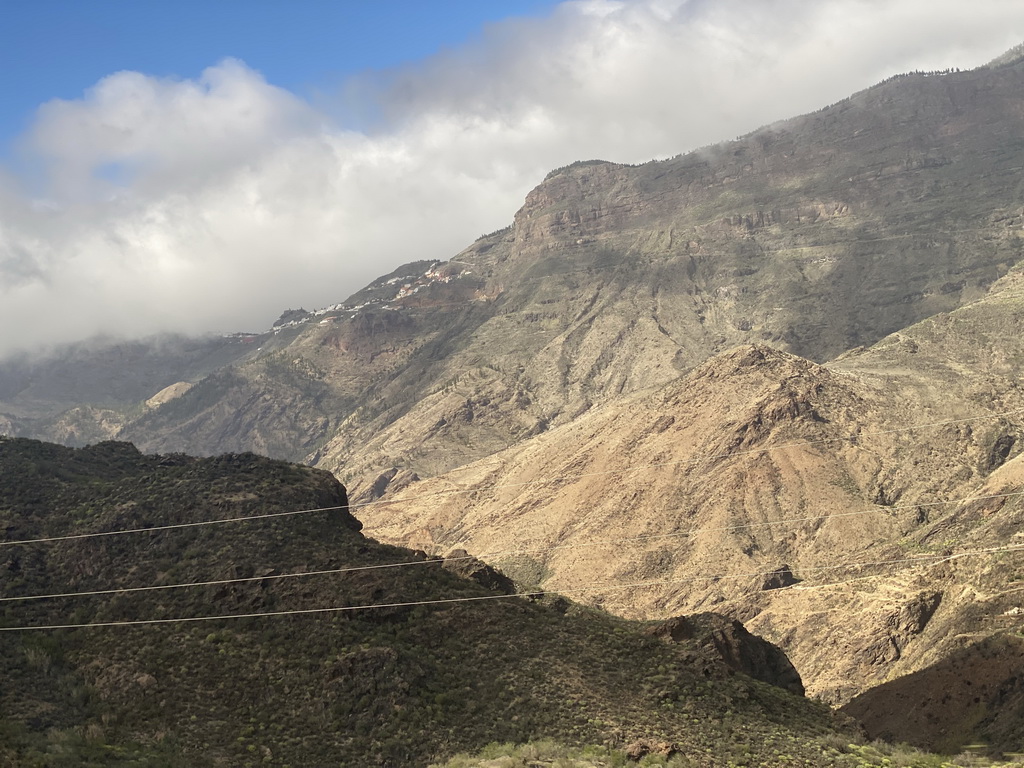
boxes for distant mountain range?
[4,48,1024,758]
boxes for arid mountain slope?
[357,263,1024,718]
[317,60,1024,485]
[6,59,1024,484]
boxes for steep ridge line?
[3,542,1022,633]
[5,404,1022,548]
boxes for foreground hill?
[0,437,863,767]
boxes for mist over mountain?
[2,0,1024,358]
[4,45,1024,762]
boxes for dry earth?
[359,266,1024,705]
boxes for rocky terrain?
[0,437,865,767]
[359,263,1024,720]
[3,51,1024,758]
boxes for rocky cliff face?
[648,613,805,696]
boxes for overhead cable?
[3,405,1022,549]
[4,490,1023,605]
[3,543,1022,632]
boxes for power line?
[0,592,533,632]
[4,543,1022,632]
[4,404,1022,550]
[0,554,477,604]
[5,489,1023,606]
[0,503,350,548]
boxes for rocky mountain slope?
[354,262,1024,751]
[6,57,1024,484]
[3,50,1024,759]
[0,437,864,767]
[311,57,1024,486]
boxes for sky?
[1,0,1023,359]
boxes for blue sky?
[1,0,1023,356]
[0,0,560,154]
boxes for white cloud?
[1,0,1023,357]
[28,58,320,198]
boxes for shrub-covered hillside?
[2,437,855,766]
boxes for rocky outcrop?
[891,592,942,636]
[273,308,311,327]
[860,592,943,666]
[358,467,421,502]
[624,738,678,762]
[647,613,804,695]
[145,381,193,409]
[760,564,798,591]
[442,549,516,594]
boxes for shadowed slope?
[0,437,850,767]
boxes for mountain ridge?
[6,58,1024,473]
[0,436,867,767]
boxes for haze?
[1,0,1022,358]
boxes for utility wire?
[4,489,1023,606]
[0,503,350,548]
[4,405,1022,549]
[4,543,1023,632]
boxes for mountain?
[4,50,1024,758]
[317,56,1024,487]
[0,437,862,767]
[7,57,1024,480]
[357,262,1024,716]
[0,333,273,446]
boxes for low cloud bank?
[1,0,1021,357]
